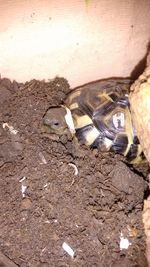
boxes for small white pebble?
[40,247,47,257]
[2,122,8,129]
[41,247,46,253]
[2,122,18,134]
[19,176,26,183]
[69,163,79,176]
[45,220,50,224]
[21,185,27,198]
[2,123,6,129]
[19,177,27,197]
[62,242,75,258]
[120,232,131,250]
[39,152,47,164]
[43,183,48,188]
[56,83,61,87]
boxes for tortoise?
[43,78,145,164]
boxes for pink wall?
[0,0,150,87]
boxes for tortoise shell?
[64,79,144,163]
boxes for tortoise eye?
[51,120,60,128]
[43,117,60,128]
[53,122,59,126]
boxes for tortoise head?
[43,106,68,135]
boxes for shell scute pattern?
[65,79,143,163]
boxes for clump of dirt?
[0,77,149,267]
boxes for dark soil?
[0,77,149,267]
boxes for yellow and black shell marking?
[65,79,144,164]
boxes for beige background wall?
[0,0,150,87]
